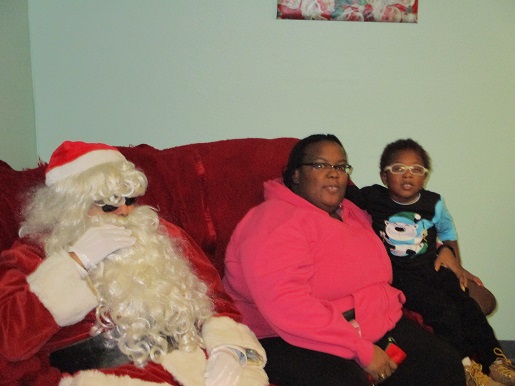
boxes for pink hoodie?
[223,179,405,367]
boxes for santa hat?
[45,141,126,186]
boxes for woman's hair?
[379,138,432,172]
[282,134,344,189]
[20,159,148,253]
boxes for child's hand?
[435,252,483,291]
[434,247,458,272]
[459,268,483,288]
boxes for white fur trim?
[161,343,268,386]
[202,317,268,386]
[239,365,269,386]
[27,250,98,326]
[59,370,168,386]
[46,149,125,186]
[161,347,207,386]
[201,317,266,365]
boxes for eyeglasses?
[383,163,428,176]
[301,162,353,175]
[97,196,139,213]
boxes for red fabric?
[0,161,45,252]
[0,240,63,361]
[167,138,300,276]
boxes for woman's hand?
[364,345,397,384]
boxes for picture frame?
[277,0,418,23]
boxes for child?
[346,138,514,386]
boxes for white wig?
[20,159,147,254]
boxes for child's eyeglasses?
[96,197,139,213]
[384,163,428,176]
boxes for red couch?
[0,137,495,384]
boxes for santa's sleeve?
[0,240,97,361]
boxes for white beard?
[86,206,213,367]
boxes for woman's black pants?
[259,317,465,386]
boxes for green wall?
[0,0,36,169]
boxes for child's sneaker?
[466,360,503,386]
[489,348,515,385]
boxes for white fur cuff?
[161,344,269,386]
[201,317,267,366]
[161,346,207,386]
[201,317,269,386]
[27,250,98,326]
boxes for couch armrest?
[468,281,496,316]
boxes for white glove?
[205,346,245,386]
[69,225,135,271]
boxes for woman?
[223,134,465,385]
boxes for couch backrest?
[120,137,300,276]
[0,138,299,277]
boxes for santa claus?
[0,141,267,386]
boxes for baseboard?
[500,340,515,361]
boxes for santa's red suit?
[0,220,267,386]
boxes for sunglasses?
[100,196,138,213]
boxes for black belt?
[342,308,356,321]
[49,334,131,373]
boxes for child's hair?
[379,138,431,172]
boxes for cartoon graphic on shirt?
[380,211,429,257]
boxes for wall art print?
[277,0,418,23]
